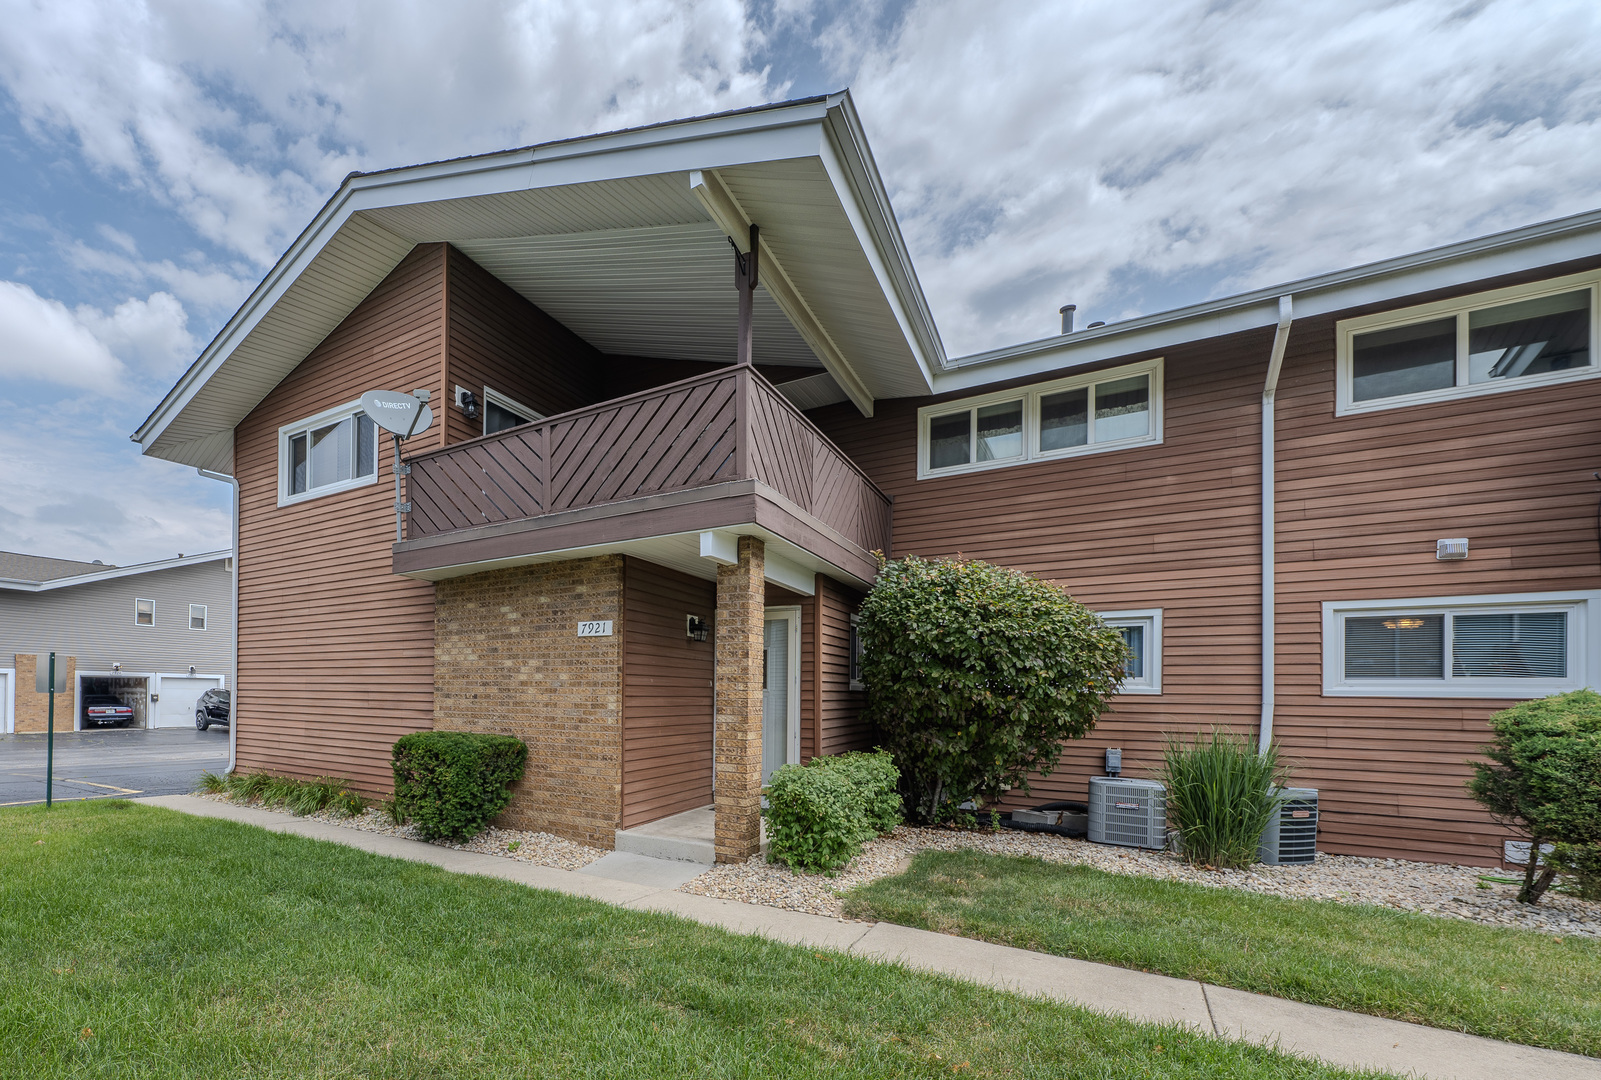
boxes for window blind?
[1344,615,1444,679]
[1452,612,1566,678]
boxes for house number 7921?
[577,620,613,637]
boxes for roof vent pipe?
[1059,305,1076,334]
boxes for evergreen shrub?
[391,732,528,842]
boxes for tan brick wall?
[13,654,76,734]
[433,557,624,848]
[714,536,764,862]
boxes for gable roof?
[132,92,944,473]
[0,550,231,593]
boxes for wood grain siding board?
[817,576,869,755]
[622,557,715,828]
[234,244,444,795]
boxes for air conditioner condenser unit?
[1259,787,1318,865]
[1087,777,1167,849]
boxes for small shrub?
[1552,843,1601,901]
[1161,729,1288,870]
[202,770,366,817]
[1470,690,1601,903]
[858,555,1128,822]
[391,732,528,842]
[765,751,901,873]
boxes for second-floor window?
[279,402,378,505]
[189,604,207,631]
[481,387,541,436]
[1337,271,1598,413]
[135,598,154,626]
[917,359,1163,479]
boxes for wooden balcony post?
[735,224,759,366]
[713,534,765,862]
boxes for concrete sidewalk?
[137,794,1599,1080]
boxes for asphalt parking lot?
[0,728,229,807]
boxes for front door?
[762,608,800,784]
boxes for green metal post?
[45,651,55,808]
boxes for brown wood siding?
[442,245,603,446]
[817,576,869,755]
[233,244,445,794]
[621,557,715,828]
[812,254,1601,865]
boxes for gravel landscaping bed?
[193,793,605,871]
[678,825,1601,936]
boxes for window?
[189,604,207,631]
[1323,592,1598,697]
[849,614,865,691]
[480,387,541,436]
[279,401,378,505]
[1098,609,1162,694]
[917,359,1162,479]
[1337,271,1599,414]
[134,598,154,627]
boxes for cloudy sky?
[2,0,1599,565]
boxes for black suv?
[195,688,230,731]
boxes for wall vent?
[1259,787,1318,865]
[1087,777,1166,848]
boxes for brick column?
[14,654,76,734]
[714,535,764,862]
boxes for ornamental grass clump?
[1160,729,1287,870]
[858,555,1128,823]
[765,751,901,873]
[391,731,528,842]
[1468,689,1601,904]
[197,770,365,817]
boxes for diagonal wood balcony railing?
[403,365,892,560]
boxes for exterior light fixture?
[1436,538,1469,560]
[188,665,197,676]
[686,615,710,642]
[112,662,121,673]
[457,389,479,420]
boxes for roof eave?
[0,550,232,593]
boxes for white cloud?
[75,291,197,376]
[0,281,123,390]
[840,0,1601,352]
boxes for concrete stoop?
[612,805,768,864]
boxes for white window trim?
[189,604,207,631]
[277,399,380,508]
[765,605,803,768]
[134,598,154,627]
[1099,609,1162,694]
[916,358,1164,480]
[1335,269,1601,415]
[1322,590,1599,698]
[480,385,542,435]
[849,613,865,692]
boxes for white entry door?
[762,608,801,784]
[152,675,223,728]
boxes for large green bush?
[1468,690,1601,904]
[858,555,1128,822]
[764,751,901,872]
[391,732,528,842]
[1160,729,1288,869]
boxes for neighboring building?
[0,551,233,733]
[132,91,1601,867]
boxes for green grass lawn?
[0,802,1390,1080]
[842,850,1601,1058]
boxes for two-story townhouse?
[133,91,1601,866]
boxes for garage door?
[0,669,11,733]
[152,675,223,728]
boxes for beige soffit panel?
[454,224,821,367]
[774,371,849,411]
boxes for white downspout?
[1260,295,1293,755]
[197,468,239,774]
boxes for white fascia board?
[132,99,839,458]
[937,208,1601,394]
[0,550,232,593]
[820,96,944,382]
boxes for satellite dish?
[360,390,433,438]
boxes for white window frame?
[134,598,154,627]
[277,399,380,507]
[849,613,865,692]
[1322,591,1599,698]
[1099,609,1162,694]
[916,358,1164,480]
[189,604,207,631]
[1335,269,1601,415]
[479,386,542,435]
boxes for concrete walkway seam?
[130,795,1601,1080]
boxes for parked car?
[81,694,135,728]
[195,688,230,731]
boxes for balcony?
[393,366,891,584]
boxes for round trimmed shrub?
[858,555,1128,823]
[391,731,528,842]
